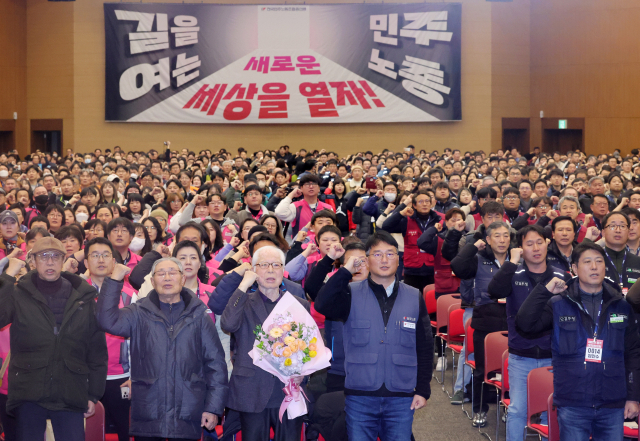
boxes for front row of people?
[0,215,639,441]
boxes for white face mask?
[75,212,89,223]
[0,170,8,178]
[258,181,266,189]
[384,192,396,203]
[212,166,220,172]
[130,173,138,180]
[128,237,145,252]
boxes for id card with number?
[585,338,603,363]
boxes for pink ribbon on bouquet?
[278,379,308,422]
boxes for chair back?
[465,319,475,363]
[424,286,436,315]
[547,393,559,441]
[483,331,508,383]
[526,367,554,427]
[85,400,105,441]
[446,305,465,344]
[436,294,461,334]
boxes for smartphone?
[365,176,377,190]
[121,386,130,399]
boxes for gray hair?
[558,196,581,212]
[588,176,604,186]
[251,245,285,267]
[486,221,511,237]
[151,257,183,275]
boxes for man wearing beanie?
[0,237,107,441]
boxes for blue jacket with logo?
[516,277,640,408]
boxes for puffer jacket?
[97,278,228,439]
[0,271,107,414]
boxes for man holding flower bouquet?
[315,230,433,441]
[221,245,310,441]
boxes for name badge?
[585,338,603,363]
[403,321,416,329]
[623,288,629,296]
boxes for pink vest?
[0,325,10,395]
[195,280,215,321]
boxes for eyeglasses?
[35,252,64,262]
[48,213,62,219]
[367,252,399,260]
[537,205,550,210]
[593,202,608,207]
[353,258,367,267]
[414,199,431,205]
[605,224,628,231]
[504,196,520,200]
[88,252,112,261]
[154,270,182,278]
[89,228,104,234]
[254,262,284,270]
[302,182,319,187]
[209,201,224,206]
[110,228,130,235]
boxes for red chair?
[547,393,559,441]
[525,366,554,439]
[85,400,105,441]
[434,294,461,385]
[497,349,510,441]
[444,305,465,397]
[623,416,639,439]
[479,331,508,438]
[462,318,475,420]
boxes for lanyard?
[603,248,626,287]
[581,299,603,339]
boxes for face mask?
[75,212,89,223]
[258,181,266,189]
[212,166,220,172]
[384,193,396,203]
[128,237,145,252]
[84,159,91,164]
[130,173,138,180]
[0,171,8,178]
[35,194,49,205]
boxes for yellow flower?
[269,327,283,338]
[284,358,292,366]
[284,336,296,346]
[309,351,317,358]
[310,337,317,344]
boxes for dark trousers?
[0,393,16,441]
[325,373,345,394]
[402,274,433,294]
[310,391,347,441]
[101,378,131,441]
[472,329,489,413]
[15,402,84,441]
[239,408,303,441]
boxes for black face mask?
[34,195,48,205]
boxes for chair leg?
[461,364,473,420]
[477,384,494,441]
[449,349,456,398]
[440,340,446,385]
[495,393,500,441]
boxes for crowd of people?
[0,142,639,440]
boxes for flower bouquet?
[249,292,331,420]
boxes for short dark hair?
[310,209,337,226]
[572,241,606,264]
[532,197,552,208]
[476,187,497,200]
[25,227,49,243]
[106,217,135,237]
[602,211,630,228]
[85,237,114,256]
[621,207,640,222]
[29,215,50,229]
[548,169,564,178]
[298,174,321,187]
[364,230,398,253]
[339,241,366,265]
[249,233,282,255]
[54,225,84,244]
[591,194,609,206]
[445,207,465,221]
[480,201,504,217]
[502,187,520,198]
[315,225,342,245]
[551,215,577,232]
[517,224,546,247]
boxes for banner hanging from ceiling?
[104,3,462,124]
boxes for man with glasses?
[517,180,534,211]
[83,237,133,441]
[507,166,522,185]
[0,237,107,441]
[589,194,610,231]
[227,184,270,224]
[106,218,140,271]
[274,174,334,240]
[585,212,640,295]
[315,231,432,441]
[221,245,309,441]
[502,187,523,224]
[98,258,228,441]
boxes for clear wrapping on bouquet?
[249,292,332,420]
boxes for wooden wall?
[0,0,27,154]
[530,0,640,156]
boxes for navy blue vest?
[550,283,630,408]
[343,280,420,393]
[474,253,501,307]
[506,265,570,355]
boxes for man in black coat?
[97,258,228,441]
[0,237,107,441]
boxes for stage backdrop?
[104,3,462,124]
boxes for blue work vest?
[343,280,420,393]
[550,281,630,408]
[474,252,501,307]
